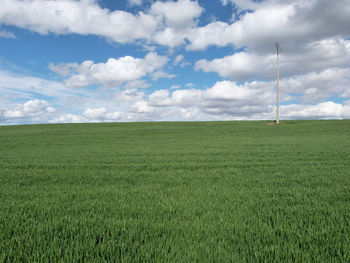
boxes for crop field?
[0,120,349,262]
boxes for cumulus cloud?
[5,99,55,123]
[129,101,156,114]
[83,107,121,120]
[141,80,273,118]
[280,102,343,119]
[50,52,169,88]
[184,81,272,115]
[0,69,99,124]
[187,0,350,51]
[281,67,350,103]
[0,0,202,47]
[195,39,350,81]
[50,113,85,123]
[152,27,188,47]
[115,89,145,103]
[0,0,158,43]
[186,21,235,51]
[51,107,121,123]
[49,82,349,124]
[150,0,203,47]
[342,100,350,118]
[1,0,350,124]
[1,0,349,52]
[113,78,350,121]
[150,0,203,30]
[148,89,173,106]
[6,64,349,124]
[124,80,150,90]
[196,52,272,81]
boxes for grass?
[0,120,349,262]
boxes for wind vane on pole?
[0,110,5,124]
[275,42,281,124]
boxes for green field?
[0,120,349,262]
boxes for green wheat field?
[0,120,349,262]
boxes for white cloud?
[48,87,350,124]
[51,52,169,88]
[173,55,184,66]
[196,52,270,81]
[0,0,203,47]
[124,80,150,89]
[173,54,190,68]
[150,0,203,30]
[220,0,229,6]
[280,102,343,119]
[0,29,16,38]
[187,0,350,52]
[22,99,54,114]
[50,113,85,123]
[128,0,142,7]
[5,99,55,123]
[148,0,204,47]
[1,0,350,124]
[185,83,195,88]
[148,89,173,106]
[2,0,348,53]
[281,39,350,75]
[203,81,267,102]
[0,0,158,43]
[143,80,273,117]
[83,107,121,120]
[129,101,155,114]
[195,39,350,81]
[83,107,108,119]
[151,71,176,81]
[0,69,99,124]
[2,64,349,124]
[51,107,121,123]
[281,67,350,103]
[116,78,350,121]
[186,21,235,51]
[152,27,188,47]
[115,89,145,103]
[180,107,201,119]
[342,100,350,118]
[222,0,261,10]
[49,62,85,77]
[200,80,273,115]
[171,89,202,108]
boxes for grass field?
[0,120,349,262]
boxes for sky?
[0,0,350,124]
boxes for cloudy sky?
[0,0,350,124]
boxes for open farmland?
[0,120,349,262]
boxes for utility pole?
[0,110,5,123]
[275,42,281,124]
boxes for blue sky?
[0,0,350,124]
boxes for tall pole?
[0,110,5,123]
[275,42,281,124]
